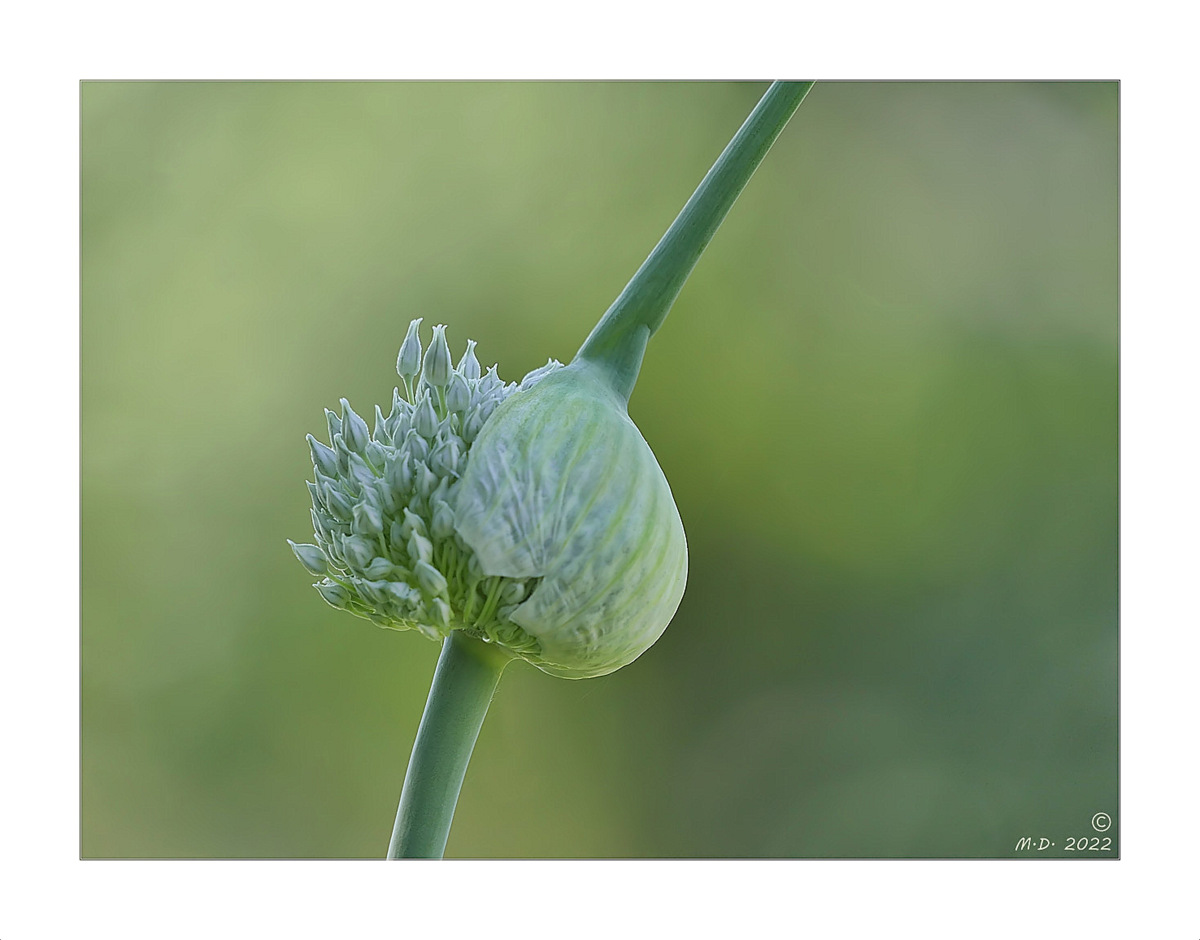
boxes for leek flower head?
[291,318,687,678]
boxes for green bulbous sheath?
[455,361,688,678]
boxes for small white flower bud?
[384,454,410,495]
[363,438,386,468]
[288,540,329,576]
[414,393,438,439]
[446,372,471,413]
[307,435,339,478]
[415,560,448,597]
[415,462,438,497]
[478,365,503,395]
[340,399,370,453]
[316,581,350,610]
[323,485,354,522]
[397,317,424,379]
[373,405,390,444]
[462,409,486,443]
[365,556,394,579]
[343,536,375,569]
[353,501,384,536]
[431,500,455,540]
[402,428,430,462]
[347,452,377,490]
[422,324,453,388]
[389,520,406,552]
[357,580,390,607]
[457,338,482,381]
[429,436,460,477]
[400,507,427,540]
[407,530,433,565]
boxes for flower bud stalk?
[575,81,814,403]
[387,631,513,858]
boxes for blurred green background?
[81,81,1118,858]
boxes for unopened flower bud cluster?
[290,318,561,651]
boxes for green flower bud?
[396,317,423,378]
[407,529,434,565]
[429,435,461,477]
[373,405,390,444]
[414,393,438,440]
[323,485,354,522]
[307,434,339,478]
[365,556,395,579]
[357,579,391,608]
[347,452,377,490]
[431,499,455,540]
[385,453,412,495]
[461,409,486,443]
[415,462,438,498]
[365,440,389,472]
[316,580,351,610]
[478,365,504,396]
[340,399,370,453]
[422,324,452,389]
[403,428,430,462]
[446,372,471,414]
[400,507,427,540]
[388,519,406,552]
[396,388,415,420]
[288,540,329,576]
[353,500,384,536]
[343,535,376,570]
[415,559,448,597]
[457,339,482,381]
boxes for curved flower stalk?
[291,80,814,858]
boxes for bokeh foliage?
[81,81,1117,858]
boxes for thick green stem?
[573,80,815,403]
[387,631,513,859]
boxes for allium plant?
[290,81,814,857]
